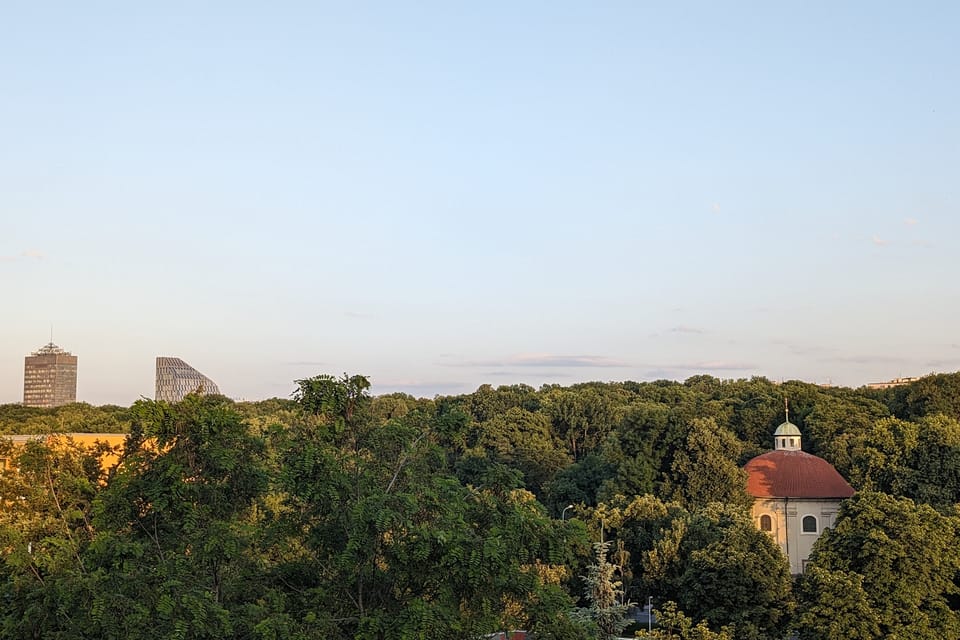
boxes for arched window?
[802,515,818,534]
[760,514,772,532]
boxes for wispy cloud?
[373,380,469,396]
[485,370,572,378]
[650,325,708,339]
[710,202,721,214]
[693,360,755,370]
[904,217,918,226]
[925,358,960,368]
[0,249,45,263]
[645,360,756,373]
[344,310,373,319]
[821,354,909,365]
[508,355,629,368]
[872,236,889,247]
[446,354,630,368]
[773,340,839,357]
[667,325,706,334]
[283,360,328,366]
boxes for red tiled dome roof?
[744,450,854,499]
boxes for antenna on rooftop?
[784,396,789,422]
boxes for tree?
[637,601,734,640]
[895,414,960,509]
[474,407,571,495]
[675,506,793,639]
[600,402,668,499]
[543,388,618,461]
[83,394,269,639]
[273,374,588,638]
[573,541,633,640]
[543,453,615,514]
[0,435,120,639]
[888,373,960,421]
[800,491,960,638]
[794,566,881,640]
[666,418,752,510]
[595,496,791,638]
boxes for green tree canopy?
[799,491,960,639]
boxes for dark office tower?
[155,356,221,402]
[23,342,78,407]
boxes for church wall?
[751,497,842,574]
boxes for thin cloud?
[373,381,469,396]
[710,202,721,214]
[904,217,918,226]
[643,368,682,379]
[647,360,756,372]
[485,370,572,378]
[447,354,630,368]
[667,325,706,334]
[650,325,707,338]
[696,360,755,370]
[821,354,909,365]
[776,341,839,357]
[925,358,960,368]
[872,236,889,247]
[0,249,45,263]
[507,355,629,368]
[283,360,328,366]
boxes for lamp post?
[648,596,653,633]
[561,504,575,521]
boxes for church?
[743,413,854,574]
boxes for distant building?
[155,356,221,402]
[23,342,78,408]
[743,414,854,574]
[0,433,126,473]
[866,376,920,390]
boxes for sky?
[2,2,959,405]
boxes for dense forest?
[2,372,960,639]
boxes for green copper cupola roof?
[774,421,801,437]
[773,399,802,450]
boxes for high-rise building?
[23,342,78,407]
[155,356,221,402]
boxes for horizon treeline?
[1,372,959,639]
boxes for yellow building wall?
[0,433,127,474]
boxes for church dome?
[773,420,801,437]
[744,450,855,499]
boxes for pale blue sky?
[2,2,958,405]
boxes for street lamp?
[561,504,575,521]
[648,596,653,633]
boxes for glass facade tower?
[155,356,221,402]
